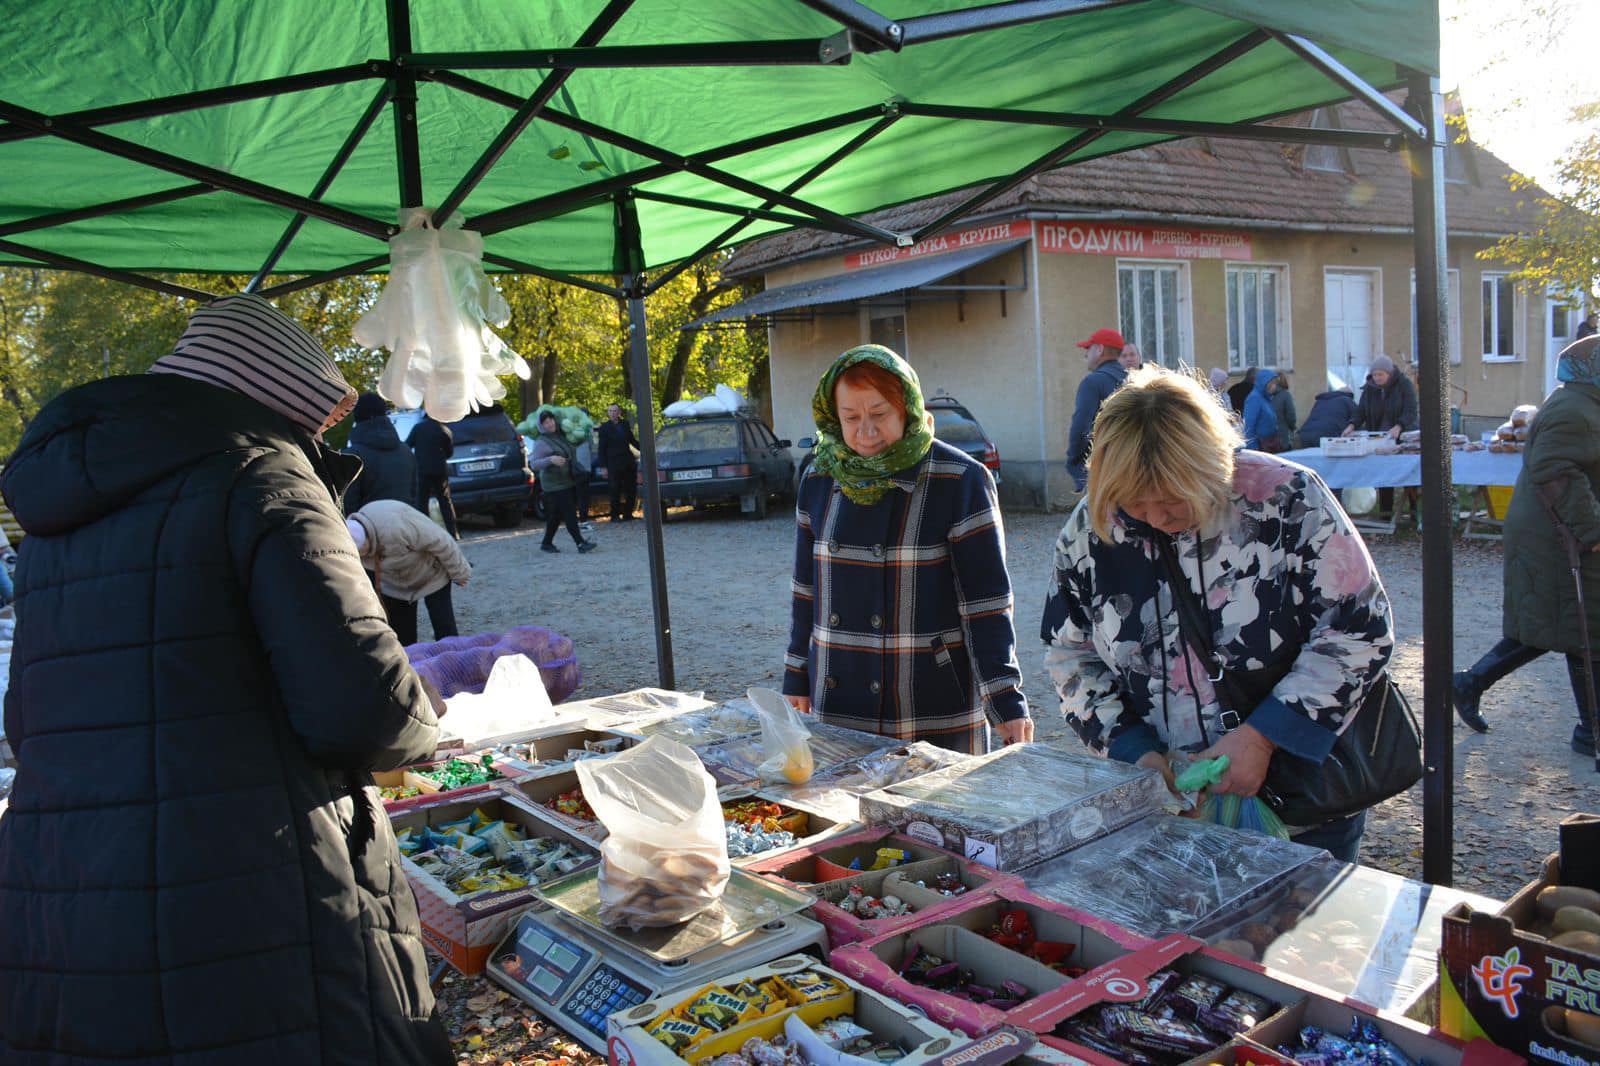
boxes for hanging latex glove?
[354,207,529,423]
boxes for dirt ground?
[433,501,1600,1063]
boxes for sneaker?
[580,522,594,532]
[541,543,560,554]
[1450,671,1490,733]
[577,540,598,554]
[1574,726,1596,757]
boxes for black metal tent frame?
[0,0,1459,885]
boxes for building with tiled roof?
[706,99,1576,507]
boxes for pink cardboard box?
[746,827,1023,948]
[828,889,1147,1036]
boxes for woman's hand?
[1136,750,1177,796]
[997,718,1034,746]
[549,455,566,466]
[1388,424,1402,440]
[1341,424,1356,436]
[1195,725,1276,796]
[785,694,812,714]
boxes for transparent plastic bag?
[749,686,814,785]
[353,208,529,423]
[576,737,731,928]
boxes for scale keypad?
[563,964,650,1036]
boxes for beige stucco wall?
[758,219,1555,510]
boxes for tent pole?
[1276,34,1426,139]
[0,184,213,238]
[387,0,423,209]
[0,238,214,301]
[1407,71,1453,887]
[618,195,676,689]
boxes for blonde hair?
[1085,365,1242,540]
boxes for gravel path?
[446,504,1600,900]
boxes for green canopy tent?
[0,0,1459,882]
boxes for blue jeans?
[1291,810,1366,864]
[1460,637,1596,737]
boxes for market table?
[1281,447,1523,537]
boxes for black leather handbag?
[1156,537,1424,826]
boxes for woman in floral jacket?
[1041,366,1393,861]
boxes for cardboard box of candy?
[390,792,599,973]
[828,890,1147,1036]
[1439,827,1600,1066]
[745,828,1018,949]
[856,744,1166,871]
[1240,990,1518,1066]
[605,953,1036,1066]
[374,752,528,810]
[721,793,851,867]
[481,727,637,778]
[497,768,610,840]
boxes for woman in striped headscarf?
[0,294,453,1065]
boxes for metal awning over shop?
[692,238,1027,324]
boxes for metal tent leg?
[625,286,676,689]
[1408,72,1453,887]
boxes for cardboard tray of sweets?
[389,790,600,974]
[1439,814,1600,1066]
[606,952,1035,1066]
[745,827,1024,948]
[722,790,855,868]
[487,727,639,779]
[374,752,531,812]
[827,889,1155,1037]
[1007,934,1516,1066]
[1191,852,1498,1017]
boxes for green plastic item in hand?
[1173,755,1229,794]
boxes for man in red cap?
[1065,327,1128,491]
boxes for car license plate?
[458,460,497,473]
[672,468,713,481]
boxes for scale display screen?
[494,917,593,1005]
[491,914,653,1038]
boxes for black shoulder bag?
[1154,536,1424,826]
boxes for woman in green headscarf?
[781,345,1032,754]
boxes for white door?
[1547,293,1579,398]
[1325,271,1376,391]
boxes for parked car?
[655,413,794,519]
[390,405,532,528]
[925,393,1001,482]
[792,392,1001,486]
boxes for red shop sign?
[1038,221,1251,260]
[846,219,1032,270]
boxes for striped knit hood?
[150,293,356,435]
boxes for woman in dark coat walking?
[343,391,417,515]
[1453,335,1600,755]
[783,345,1032,754]
[0,294,453,1066]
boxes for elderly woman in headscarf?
[1453,335,1600,756]
[0,294,453,1065]
[783,345,1032,754]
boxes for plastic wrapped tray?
[1019,814,1322,938]
[857,743,1167,870]
[1192,853,1499,1013]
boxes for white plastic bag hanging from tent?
[353,207,530,423]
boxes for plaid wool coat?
[783,440,1028,754]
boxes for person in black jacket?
[1345,354,1420,439]
[1298,385,1358,447]
[343,391,417,515]
[0,294,453,1066]
[596,402,641,521]
[1226,366,1257,417]
[408,412,459,539]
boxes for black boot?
[1451,671,1490,733]
[1574,725,1597,757]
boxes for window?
[1445,139,1477,185]
[1117,261,1190,368]
[1226,264,1288,370]
[1410,268,1462,365]
[867,305,906,353]
[1481,273,1520,361]
[1305,108,1353,174]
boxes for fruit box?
[605,954,1035,1066]
[828,891,1146,1036]
[389,791,598,974]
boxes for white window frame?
[1409,268,1462,366]
[1480,272,1523,363]
[1225,262,1292,371]
[1114,258,1193,369]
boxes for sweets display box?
[857,744,1166,872]
[828,889,1149,1037]
[745,827,1022,948]
[390,791,599,974]
[606,954,1035,1066]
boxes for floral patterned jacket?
[1040,451,1394,765]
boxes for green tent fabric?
[0,0,1437,278]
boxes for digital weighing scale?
[485,867,828,1053]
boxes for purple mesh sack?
[407,626,581,703]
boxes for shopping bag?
[577,737,731,928]
[749,686,814,785]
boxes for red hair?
[835,362,907,419]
